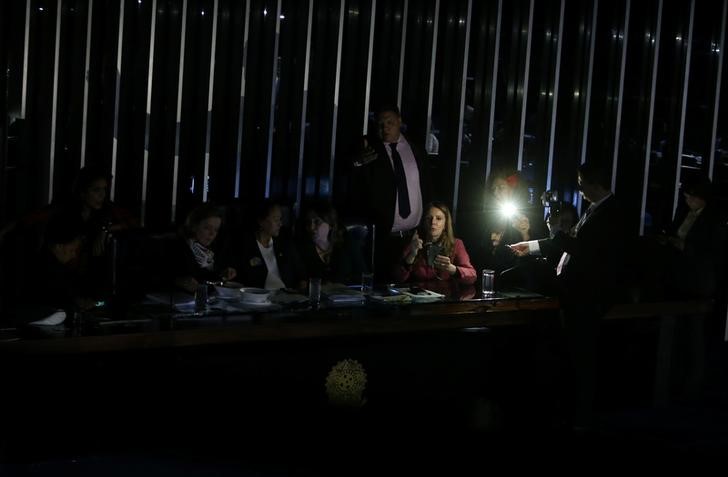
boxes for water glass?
[481,269,495,297]
[309,277,322,307]
[361,272,374,294]
[194,282,209,312]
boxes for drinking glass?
[195,283,209,312]
[481,269,495,297]
[361,272,374,294]
[309,277,322,307]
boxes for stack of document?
[325,287,365,304]
[394,287,445,303]
[368,294,412,304]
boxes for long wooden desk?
[0,295,560,355]
[0,292,717,466]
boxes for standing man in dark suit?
[351,104,430,283]
[511,161,626,430]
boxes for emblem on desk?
[325,359,367,408]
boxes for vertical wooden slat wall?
[0,0,725,236]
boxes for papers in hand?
[29,310,67,326]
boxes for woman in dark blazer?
[236,200,306,291]
[296,200,368,285]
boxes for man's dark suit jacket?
[538,195,624,309]
[351,134,431,234]
[235,234,306,289]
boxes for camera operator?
[476,169,545,275]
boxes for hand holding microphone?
[406,231,423,265]
[433,254,456,275]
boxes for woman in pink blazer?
[393,201,477,284]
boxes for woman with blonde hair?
[171,203,237,293]
[393,201,476,284]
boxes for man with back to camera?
[17,210,97,325]
[544,201,579,270]
[351,104,430,283]
[510,161,626,430]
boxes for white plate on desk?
[238,288,272,306]
[214,281,244,298]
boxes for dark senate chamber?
[1,0,728,473]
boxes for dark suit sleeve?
[553,227,614,274]
[411,141,431,207]
[347,161,370,224]
[279,238,307,288]
[555,198,625,303]
[392,243,414,283]
[346,134,380,225]
[233,236,267,288]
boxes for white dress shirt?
[386,134,423,233]
[257,239,286,290]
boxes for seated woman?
[13,165,139,297]
[393,201,476,284]
[296,200,368,284]
[70,165,139,252]
[171,203,237,293]
[236,200,306,291]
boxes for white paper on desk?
[29,310,66,326]
[322,284,364,304]
[270,291,309,305]
[327,293,365,304]
[145,292,195,307]
[174,301,267,314]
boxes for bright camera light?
[499,202,518,219]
